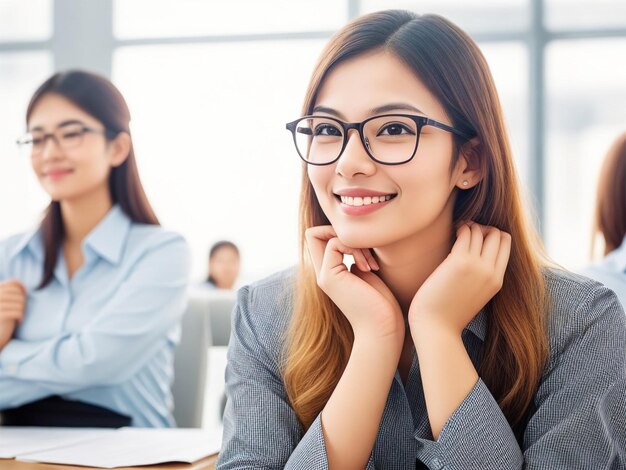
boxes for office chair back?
[207,292,236,347]
[172,295,211,428]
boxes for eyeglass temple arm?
[425,118,473,140]
[285,122,313,136]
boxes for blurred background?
[1,0,625,282]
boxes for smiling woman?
[0,71,191,428]
[217,10,626,470]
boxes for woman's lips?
[45,169,73,180]
[334,192,397,216]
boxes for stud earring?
[462,180,469,187]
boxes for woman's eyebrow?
[311,106,346,120]
[311,103,426,120]
[29,119,86,132]
[370,103,424,115]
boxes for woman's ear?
[455,137,483,190]
[108,132,131,168]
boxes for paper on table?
[17,428,221,468]
[0,427,113,459]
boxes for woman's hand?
[305,225,405,345]
[408,223,511,336]
[0,279,27,350]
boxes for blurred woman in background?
[0,70,190,428]
[205,240,240,290]
[583,131,626,308]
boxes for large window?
[545,38,626,267]
[112,39,325,279]
[1,0,625,281]
[114,0,346,38]
[362,0,530,32]
[0,0,54,241]
[0,0,52,42]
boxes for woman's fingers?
[468,222,484,256]
[344,246,371,273]
[0,291,25,303]
[480,227,501,265]
[0,308,24,321]
[351,264,394,304]
[0,299,25,321]
[321,238,374,277]
[306,225,378,277]
[362,248,380,271]
[452,224,471,254]
[1,279,26,292]
[321,237,352,274]
[457,222,509,267]
[0,298,25,308]
[0,279,27,323]
[495,232,512,277]
[0,281,26,297]
[305,226,338,276]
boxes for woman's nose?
[335,129,376,178]
[40,136,63,160]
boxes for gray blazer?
[217,268,626,469]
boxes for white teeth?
[339,194,394,206]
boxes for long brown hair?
[593,131,626,255]
[26,70,159,288]
[283,10,549,437]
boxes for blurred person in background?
[203,241,240,423]
[205,240,240,290]
[0,70,190,428]
[582,131,626,309]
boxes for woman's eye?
[378,123,414,136]
[62,131,82,139]
[314,124,342,137]
[31,137,44,145]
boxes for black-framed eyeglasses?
[16,124,114,156]
[285,113,473,166]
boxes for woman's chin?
[333,228,387,250]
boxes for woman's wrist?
[408,300,471,338]
[352,320,405,355]
[352,331,403,364]
[410,314,462,351]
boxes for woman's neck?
[60,186,114,246]
[374,219,454,315]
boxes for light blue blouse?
[0,205,190,427]
[582,236,626,310]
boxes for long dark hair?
[284,10,549,438]
[26,70,159,288]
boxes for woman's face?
[27,93,124,202]
[209,246,240,289]
[307,51,467,249]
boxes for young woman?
[0,71,190,428]
[217,10,626,469]
[583,131,626,308]
[205,240,240,290]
